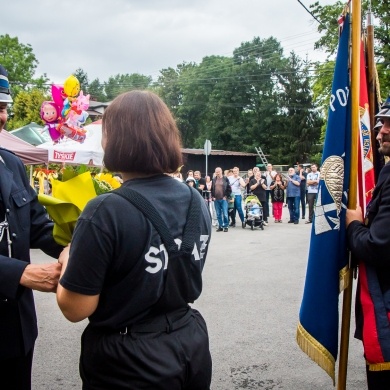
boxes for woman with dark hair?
[269,173,286,222]
[56,90,212,389]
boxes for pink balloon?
[51,84,65,112]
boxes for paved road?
[31,211,367,389]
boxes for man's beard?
[379,135,390,157]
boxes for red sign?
[53,150,76,161]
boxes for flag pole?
[337,0,361,389]
[366,10,376,132]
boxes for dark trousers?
[229,208,235,224]
[306,192,317,222]
[366,365,390,390]
[80,309,212,390]
[260,200,269,222]
[300,189,306,218]
[0,348,34,390]
[287,196,300,222]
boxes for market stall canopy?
[0,129,49,164]
[37,121,104,166]
[10,122,50,146]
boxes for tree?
[0,34,48,96]
[231,37,287,155]
[156,62,203,147]
[7,88,49,130]
[105,73,152,100]
[275,53,323,163]
[88,78,107,102]
[74,68,89,94]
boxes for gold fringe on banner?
[339,265,350,292]
[296,322,336,384]
[367,361,390,372]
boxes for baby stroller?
[243,195,264,230]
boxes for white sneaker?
[263,221,268,226]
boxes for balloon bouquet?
[40,75,90,143]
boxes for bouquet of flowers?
[38,166,121,245]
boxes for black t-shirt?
[60,174,211,329]
[249,178,266,201]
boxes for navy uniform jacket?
[347,162,390,356]
[0,147,62,360]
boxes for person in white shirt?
[305,164,320,224]
[228,167,246,227]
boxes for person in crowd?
[248,199,261,218]
[228,167,246,228]
[305,163,320,224]
[56,90,212,389]
[297,164,307,219]
[265,163,277,213]
[0,64,63,390]
[204,175,217,226]
[286,167,301,224]
[172,171,184,182]
[227,192,235,227]
[186,177,196,187]
[249,170,268,225]
[245,168,253,194]
[211,167,231,232]
[346,96,390,390]
[194,170,206,194]
[269,173,286,222]
[186,170,194,179]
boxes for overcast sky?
[3,0,336,84]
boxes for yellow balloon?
[63,75,80,98]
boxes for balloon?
[40,101,61,143]
[51,84,65,112]
[63,75,80,100]
[58,123,87,143]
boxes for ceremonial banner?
[358,43,375,207]
[296,13,351,383]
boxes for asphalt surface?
[31,207,367,389]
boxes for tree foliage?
[310,0,390,99]
[7,88,48,130]
[0,34,48,97]
[105,73,153,100]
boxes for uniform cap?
[375,95,390,119]
[0,65,13,103]
[373,120,383,131]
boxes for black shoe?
[229,223,235,227]
[242,222,246,228]
[294,221,299,224]
[288,220,294,223]
[223,228,228,232]
[302,216,305,219]
[216,227,223,232]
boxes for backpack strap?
[111,185,201,255]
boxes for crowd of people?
[171,163,320,232]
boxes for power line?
[296,0,323,25]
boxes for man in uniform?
[0,64,63,389]
[346,96,390,389]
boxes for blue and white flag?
[296,13,351,383]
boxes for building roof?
[181,148,257,156]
